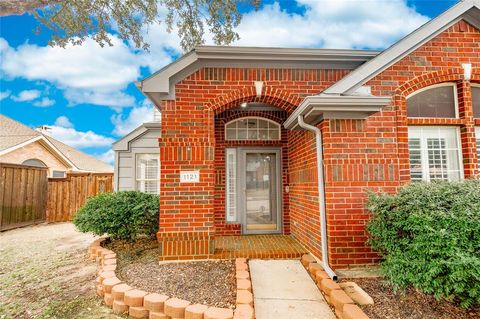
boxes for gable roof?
[323,0,480,95]
[112,121,161,151]
[136,46,381,105]
[0,114,113,172]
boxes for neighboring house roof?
[136,46,381,104]
[112,121,161,152]
[0,114,113,172]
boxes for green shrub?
[366,180,480,308]
[73,191,159,241]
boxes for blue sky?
[0,0,457,163]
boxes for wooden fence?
[46,172,114,222]
[0,162,113,230]
[0,163,48,231]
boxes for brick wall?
[322,20,480,268]
[158,20,479,266]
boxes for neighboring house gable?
[112,122,161,192]
[0,114,113,175]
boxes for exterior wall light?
[240,102,248,108]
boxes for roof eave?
[284,95,391,130]
[323,1,480,95]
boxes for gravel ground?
[352,278,480,319]
[106,239,236,309]
[0,223,123,319]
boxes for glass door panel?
[245,152,278,232]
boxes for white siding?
[114,127,160,191]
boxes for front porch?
[213,235,307,259]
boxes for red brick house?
[136,1,480,276]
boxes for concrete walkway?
[249,259,336,319]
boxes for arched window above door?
[225,117,281,141]
[406,83,457,118]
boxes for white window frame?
[135,153,160,194]
[476,127,480,170]
[472,83,480,118]
[406,83,459,119]
[225,117,281,141]
[408,126,464,182]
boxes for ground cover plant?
[74,191,159,241]
[367,180,480,308]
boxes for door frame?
[237,147,283,235]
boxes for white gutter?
[297,115,337,281]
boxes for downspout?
[297,115,337,281]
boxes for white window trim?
[408,126,464,182]
[476,127,480,170]
[135,153,160,194]
[406,82,459,119]
[225,148,237,223]
[225,116,281,141]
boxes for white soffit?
[323,0,480,95]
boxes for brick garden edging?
[89,238,255,319]
[300,254,371,319]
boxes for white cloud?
[0,36,140,109]
[232,0,429,49]
[111,100,155,136]
[54,115,73,128]
[11,89,41,102]
[0,90,10,101]
[94,149,115,164]
[46,116,115,148]
[33,97,55,107]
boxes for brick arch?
[218,109,287,125]
[206,86,302,115]
[395,67,465,97]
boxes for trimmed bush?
[73,191,159,241]
[367,180,480,308]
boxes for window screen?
[407,84,457,118]
[408,127,462,182]
[472,86,480,118]
[225,117,280,141]
[136,154,159,194]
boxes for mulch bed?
[350,278,480,319]
[104,238,236,309]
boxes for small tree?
[0,0,260,51]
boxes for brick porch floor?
[213,235,307,259]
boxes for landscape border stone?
[300,254,372,319]
[89,238,255,319]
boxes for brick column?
[458,81,479,178]
[157,101,216,260]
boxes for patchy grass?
[0,223,123,319]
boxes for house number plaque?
[180,170,200,183]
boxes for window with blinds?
[407,83,457,118]
[225,117,280,141]
[408,127,462,182]
[225,148,237,222]
[136,154,160,194]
